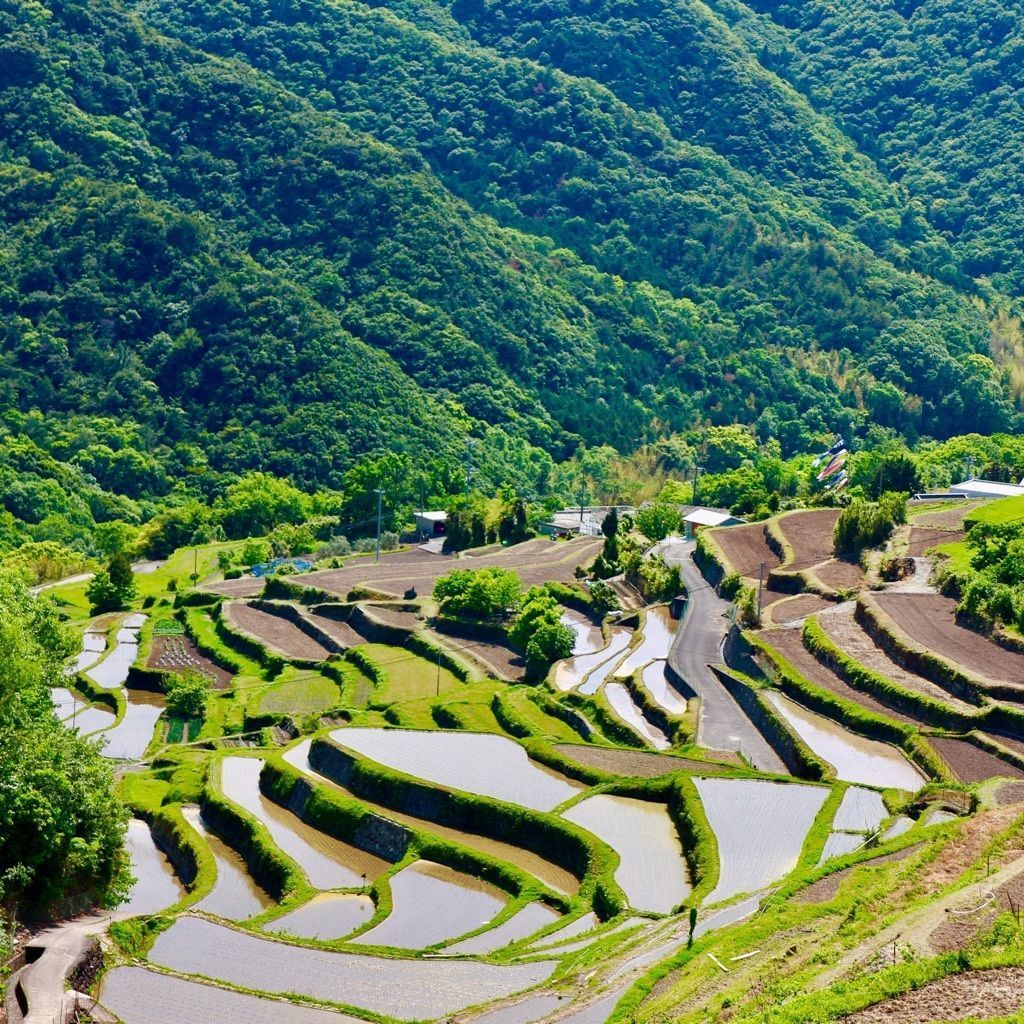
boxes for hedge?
[491,691,535,739]
[545,581,593,614]
[70,672,124,716]
[567,691,648,750]
[693,532,727,586]
[802,616,975,731]
[667,776,719,907]
[308,734,625,916]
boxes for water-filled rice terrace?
[48,527,1024,1024]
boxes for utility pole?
[465,439,477,494]
[757,561,766,622]
[966,454,976,481]
[374,488,384,562]
[692,464,704,506]
[436,646,442,696]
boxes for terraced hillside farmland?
[29,516,1024,1024]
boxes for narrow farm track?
[660,539,785,772]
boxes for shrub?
[164,671,208,721]
[86,552,136,613]
[317,535,352,558]
[588,580,620,615]
[834,492,907,555]
[434,567,522,619]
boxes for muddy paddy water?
[148,917,558,1019]
[561,610,604,656]
[70,630,107,674]
[183,805,272,920]
[562,794,689,913]
[766,692,925,791]
[447,901,561,954]
[554,625,631,692]
[614,606,676,678]
[100,966,364,1024]
[577,628,634,696]
[268,892,374,940]
[330,729,582,812]
[219,758,387,889]
[604,683,670,750]
[353,860,505,948]
[87,620,145,688]
[284,742,579,894]
[100,690,165,760]
[694,778,829,904]
[118,819,184,917]
[640,660,688,716]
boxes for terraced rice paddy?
[614,606,676,677]
[118,819,184,917]
[766,691,925,790]
[267,892,374,940]
[149,917,558,1019]
[284,742,579,894]
[50,686,86,720]
[66,704,117,736]
[694,778,829,903]
[640,660,687,715]
[604,683,670,750]
[562,794,690,913]
[561,609,604,656]
[219,757,387,889]
[306,613,367,648]
[100,966,364,1024]
[578,630,635,696]
[329,728,582,811]
[183,805,272,920]
[833,787,888,833]
[100,691,165,760]
[70,630,107,673]
[470,993,566,1024]
[929,736,1024,782]
[226,602,331,661]
[554,625,631,692]
[709,522,780,578]
[777,508,842,570]
[87,621,144,688]
[446,901,561,954]
[819,831,863,862]
[352,860,506,948]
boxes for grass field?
[361,643,463,706]
[256,667,341,716]
[965,494,1024,526]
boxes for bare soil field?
[817,607,978,715]
[845,966,1024,1022]
[908,526,963,557]
[984,731,1024,758]
[225,603,330,662]
[554,744,730,778]
[929,869,1024,953]
[709,523,780,578]
[928,736,1024,783]
[202,575,266,598]
[813,559,865,592]
[305,613,367,648]
[148,635,233,688]
[301,537,602,600]
[911,502,981,530]
[363,605,421,631]
[763,628,922,726]
[995,781,1024,805]
[769,594,832,625]
[873,592,1024,687]
[778,508,842,570]
[428,624,524,681]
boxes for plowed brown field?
[709,523,780,578]
[777,509,841,569]
[225,603,330,661]
[928,736,1024,783]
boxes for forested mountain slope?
[0,0,1021,526]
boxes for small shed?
[683,507,744,540]
[415,510,448,536]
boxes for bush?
[86,552,137,613]
[588,580,620,615]
[635,554,681,601]
[434,567,522,619]
[834,492,907,555]
[240,537,271,567]
[164,671,208,721]
[316,535,352,558]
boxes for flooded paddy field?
[329,728,583,811]
[470,993,566,1024]
[50,686,86,720]
[87,620,145,688]
[267,892,374,940]
[640,661,687,715]
[766,691,925,790]
[148,917,558,1019]
[352,860,506,949]
[833,787,888,833]
[70,630,107,674]
[118,819,184,917]
[694,778,828,904]
[527,912,600,949]
[284,742,578,894]
[67,704,118,736]
[561,609,604,657]
[819,831,864,863]
[100,691,165,760]
[604,683,671,750]
[183,805,272,920]
[562,794,690,913]
[99,966,364,1024]
[446,901,561,954]
[614,606,676,678]
[554,625,631,692]
[220,757,387,889]
[577,630,634,696]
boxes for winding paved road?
[659,538,785,773]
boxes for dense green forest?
[2,0,1024,553]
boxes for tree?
[433,567,522,618]
[240,537,272,566]
[219,473,308,539]
[636,502,682,542]
[86,552,137,613]
[164,671,208,720]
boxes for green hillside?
[1,0,1023,548]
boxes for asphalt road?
[659,538,786,773]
